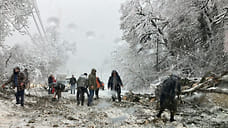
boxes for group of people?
[47,68,124,106]
[1,66,181,122]
[70,69,123,106]
[1,67,29,107]
[1,67,124,107]
[47,74,65,101]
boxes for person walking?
[48,75,55,94]
[69,75,77,94]
[87,69,97,106]
[2,67,26,107]
[76,73,88,106]
[95,77,104,100]
[108,70,123,102]
[156,75,181,122]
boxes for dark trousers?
[95,88,99,99]
[88,89,94,106]
[16,90,24,106]
[57,90,61,99]
[157,96,177,121]
[77,87,86,105]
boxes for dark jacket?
[88,69,97,90]
[5,72,26,91]
[108,70,123,91]
[69,77,77,85]
[48,76,53,84]
[160,75,181,99]
[159,75,181,111]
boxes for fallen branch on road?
[198,87,228,95]
[182,78,213,94]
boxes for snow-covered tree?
[118,0,228,90]
[0,0,76,84]
[0,0,34,44]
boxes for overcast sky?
[6,0,125,80]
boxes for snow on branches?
[118,0,228,90]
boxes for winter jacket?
[108,72,123,91]
[69,77,77,85]
[88,69,97,90]
[5,72,26,91]
[159,75,181,111]
[77,75,88,88]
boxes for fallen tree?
[181,72,228,95]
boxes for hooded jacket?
[108,70,123,91]
[88,69,97,90]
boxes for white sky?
[5,0,126,80]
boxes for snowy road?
[1,88,228,128]
[0,88,156,128]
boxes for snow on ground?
[1,88,228,128]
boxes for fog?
[5,0,125,80]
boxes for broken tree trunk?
[198,88,228,95]
[182,78,213,94]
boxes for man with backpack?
[76,73,88,106]
[69,75,77,94]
